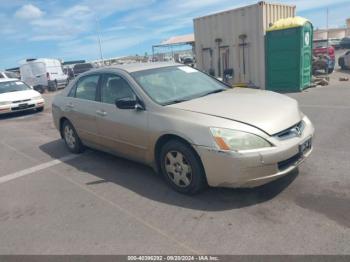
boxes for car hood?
[168,88,302,135]
[0,89,40,102]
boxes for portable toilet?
[266,17,313,92]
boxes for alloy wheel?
[164,151,192,188]
[64,125,76,149]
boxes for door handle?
[96,110,107,117]
[67,103,74,108]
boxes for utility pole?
[326,8,329,76]
[96,17,104,66]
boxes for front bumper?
[48,79,67,88]
[0,98,45,115]
[196,119,315,188]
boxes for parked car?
[52,63,314,194]
[313,40,335,73]
[0,71,19,79]
[340,37,350,49]
[72,63,93,77]
[20,58,68,93]
[63,67,75,81]
[338,50,350,70]
[328,38,341,50]
[0,78,44,115]
[181,57,195,67]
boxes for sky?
[0,0,349,69]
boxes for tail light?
[46,72,50,80]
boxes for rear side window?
[75,75,99,101]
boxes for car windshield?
[131,66,228,105]
[0,81,31,94]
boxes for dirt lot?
[0,73,349,254]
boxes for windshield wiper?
[200,89,226,98]
[164,99,190,105]
[164,89,226,105]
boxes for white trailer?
[193,1,296,89]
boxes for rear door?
[63,74,102,145]
[20,62,46,87]
[95,73,148,162]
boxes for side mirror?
[115,98,145,111]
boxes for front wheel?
[62,121,84,154]
[160,140,207,194]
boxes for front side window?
[131,66,227,105]
[4,72,18,78]
[101,74,136,105]
[75,75,99,101]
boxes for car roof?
[0,78,19,82]
[96,62,182,73]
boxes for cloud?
[14,4,44,20]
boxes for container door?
[220,47,230,78]
[202,48,213,75]
[301,23,313,89]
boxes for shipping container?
[193,1,295,89]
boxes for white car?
[0,79,45,115]
[339,50,350,70]
[20,58,68,93]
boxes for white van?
[20,58,68,93]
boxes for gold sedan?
[52,63,314,194]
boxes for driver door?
[96,74,149,162]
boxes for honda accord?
[52,63,314,194]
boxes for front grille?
[11,104,35,111]
[278,153,302,171]
[12,99,31,104]
[275,121,304,140]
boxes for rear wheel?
[160,140,207,194]
[62,121,84,154]
[49,81,58,92]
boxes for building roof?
[160,34,195,45]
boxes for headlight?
[0,101,11,106]
[210,127,272,151]
[32,96,42,100]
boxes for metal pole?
[326,8,329,76]
[96,17,104,66]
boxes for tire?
[62,120,84,154]
[35,85,45,94]
[37,107,44,112]
[49,81,58,92]
[160,140,207,194]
